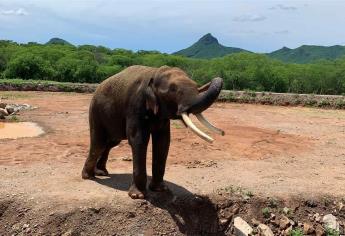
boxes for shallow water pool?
[0,122,44,139]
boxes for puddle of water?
[0,122,44,139]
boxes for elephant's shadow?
[95,174,225,235]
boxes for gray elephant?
[82,65,224,199]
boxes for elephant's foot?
[149,181,169,192]
[128,184,146,199]
[94,168,108,176]
[81,169,95,179]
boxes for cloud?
[270,4,297,10]
[233,14,266,22]
[1,8,28,16]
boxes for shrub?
[5,53,54,80]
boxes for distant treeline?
[1,40,345,95]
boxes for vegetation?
[174,33,345,63]
[2,39,345,95]
[173,33,247,59]
[268,45,345,64]
[289,228,303,236]
[262,207,271,218]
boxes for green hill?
[173,33,248,59]
[267,45,345,63]
[46,38,73,46]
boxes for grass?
[326,227,340,236]
[267,197,279,208]
[8,115,19,122]
[262,207,271,218]
[0,91,32,99]
[289,228,303,236]
[171,120,184,129]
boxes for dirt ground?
[1,91,345,235]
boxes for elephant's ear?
[145,78,158,115]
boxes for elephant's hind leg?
[82,142,106,179]
[95,140,120,176]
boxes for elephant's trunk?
[179,78,225,143]
[180,77,223,115]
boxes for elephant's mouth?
[177,77,225,143]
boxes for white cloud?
[233,14,266,22]
[270,4,297,10]
[1,8,28,16]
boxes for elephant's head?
[145,66,225,143]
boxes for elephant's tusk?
[181,113,214,143]
[195,113,225,136]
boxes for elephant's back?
[89,66,157,135]
[96,65,157,99]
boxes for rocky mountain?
[173,33,248,59]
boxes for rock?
[322,214,339,231]
[282,207,290,215]
[88,207,101,213]
[315,224,325,236]
[22,223,30,230]
[338,202,344,212]
[0,102,6,109]
[270,213,276,220]
[5,106,14,114]
[279,215,291,230]
[233,217,253,236]
[303,222,315,235]
[289,219,295,226]
[220,218,229,225]
[258,224,274,236]
[62,230,73,236]
[306,199,318,208]
[251,218,260,227]
[314,213,321,222]
[0,108,8,118]
[283,225,293,236]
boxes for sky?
[0,0,345,53]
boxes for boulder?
[303,222,315,235]
[5,106,15,114]
[233,217,253,236]
[0,108,8,119]
[258,224,274,236]
[279,215,291,230]
[315,224,325,236]
[323,214,339,231]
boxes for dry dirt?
[1,91,345,235]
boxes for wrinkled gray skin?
[82,65,222,199]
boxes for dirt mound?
[1,192,344,235]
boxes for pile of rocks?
[0,102,35,119]
[232,213,340,236]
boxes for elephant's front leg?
[149,119,170,192]
[127,120,150,199]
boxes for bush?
[5,53,54,80]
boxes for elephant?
[82,65,225,199]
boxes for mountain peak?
[197,33,219,45]
[46,38,72,46]
[173,33,247,59]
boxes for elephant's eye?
[169,83,177,93]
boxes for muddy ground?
[1,91,345,235]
